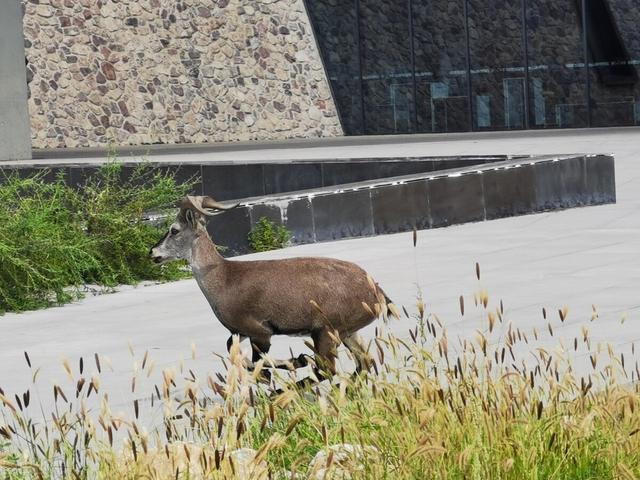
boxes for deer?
[150,195,395,385]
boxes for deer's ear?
[185,208,196,228]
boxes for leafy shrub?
[77,162,191,286]
[248,216,291,252]
[0,163,194,313]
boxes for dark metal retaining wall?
[0,156,506,201]
[209,154,615,255]
[0,153,616,256]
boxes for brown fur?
[151,196,389,379]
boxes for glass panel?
[359,0,414,134]
[504,78,525,128]
[526,0,588,128]
[586,0,640,127]
[305,0,363,135]
[412,0,470,133]
[467,0,526,130]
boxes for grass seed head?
[62,358,73,380]
[23,352,31,369]
[559,306,568,322]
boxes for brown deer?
[150,196,394,382]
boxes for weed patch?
[0,163,194,313]
[248,217,291,252]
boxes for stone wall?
[22,0,343,149]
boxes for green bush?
[0,163,194,314]
[248,216,292,252]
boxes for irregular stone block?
[585,154,616,205]
[249,203,282,226]
[483,164,536,220]
[312,189,373,241]
[263,163,322,194]
[371,180,429,234]
[202,164,264,201]
[429,172,485,227]
[534,156,588,211]
[206,205,252,256]
[321,161,380,186]
[284,197,314,244]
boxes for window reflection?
[467,0,526,130]
[413,0,470,132]
[586,0,640,126]
[305,0,640,134]
[527,0,588,128]
[305,0,363,135]
[359,0,414,134]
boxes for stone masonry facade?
[22,0,343,149]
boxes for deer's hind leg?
[247,335,273,382]
[226,334,247,353]
[343,332,373,374]
[311,328,338,381]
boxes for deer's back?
[219,257,380,335]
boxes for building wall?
[22,0,342,149]
[307,0,640,135]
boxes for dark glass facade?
[305,0,640,135]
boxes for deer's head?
[150,195,237,264]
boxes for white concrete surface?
[1,129,639,421]
[6,125,638,166]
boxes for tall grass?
[1,275,640,479]
[0,163,194,313]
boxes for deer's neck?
[190,231,226,280]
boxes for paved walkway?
[1,129,639,418]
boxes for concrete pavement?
[1,129,639,421]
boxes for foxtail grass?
[1,268,640,479]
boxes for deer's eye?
[170,227,180,236]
